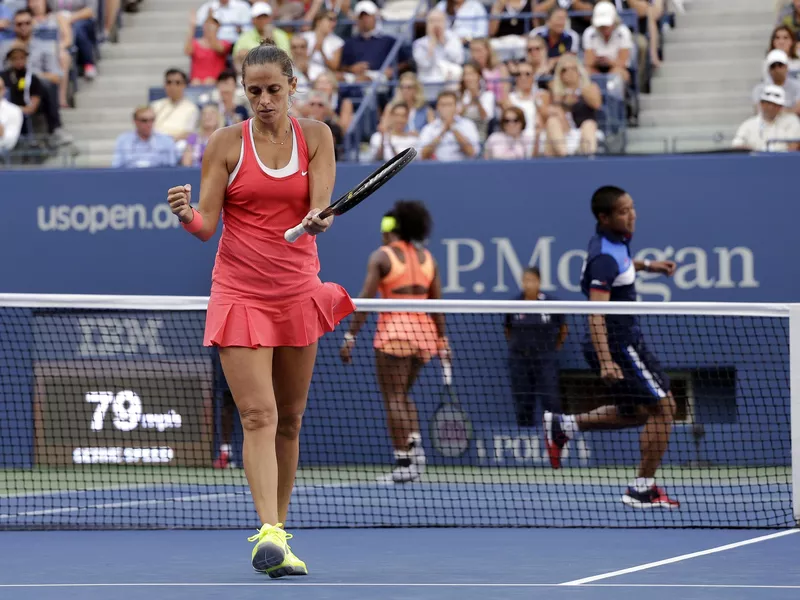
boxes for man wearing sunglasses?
[112,105,179,168]
[150,68,200,143]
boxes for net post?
[791,304,800,525]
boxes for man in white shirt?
[581,1,633,85]
[196,0,251,45]
[412,9,465,102]
[418,90,480,162]
[0,76,23,154]
[733,85,800,152]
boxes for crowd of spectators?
[732,1,800,152]
[110,0,673,169]
[0,0,144,160]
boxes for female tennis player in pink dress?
[167,39,355,579]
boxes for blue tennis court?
[1,527,798,599]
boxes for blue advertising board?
[0,154,796,471]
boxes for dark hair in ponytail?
[241,38,294,81]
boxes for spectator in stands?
[28,0,72,108]
[340,1,404,84]
[0,75,23,153]
[767,25,800,80]
[733,85,800,152]
[469,37,509,103]
[545,53,601,155]
[752,50,800,116]
[303,0,351,35]
[290,35,314,105]
[182,104,223,167]
[1,41,71,146]
[484,105,536,159]
[530,7,580,73]
[503,60,548,135]
[582,1,632,86]
[112,105,179,168]
[302,10,344,77]
[214,69,249,125]
[616,0,663,89]
[458,61,495,140]
[2,9,69,139]
[436,0,489,43]
[370,100,418,161]
[382,71,433,133]
[509,33,554,78]
[306,89,344,159]
[777,0,800,42]
[561,0,598,36]
[53,0,97,80]
[312,70,353,131]
[195,0,251,45]
[412,9,465,102]
[489,0,533,39]
[185,14,232,85]
[419,89,480,161]
[151,68,200,142]
[233,2,290,73]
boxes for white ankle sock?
[561,415,578,437]
[632,477,655,493]
[408,432,422,448]
[220,444,231,453]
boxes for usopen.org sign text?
[37,203,180,234]
[440,237,758,302]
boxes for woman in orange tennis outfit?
[340,200,447,484]
[167,40,354,578]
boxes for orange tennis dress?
[203,117,355,348]
[374,241,440,360]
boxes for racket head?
[326,147,417,217]
[430,365,472,458]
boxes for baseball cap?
[760,84,787,106]
[354,0,379,15]
[592,1,617,27]
[5,42,29,59]
[766,49,789,66]
[251,2,273,18]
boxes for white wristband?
[343,332,355,343]
[643,259,652,271]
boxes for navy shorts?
[583,337,670,406]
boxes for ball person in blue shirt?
[543,186,680,509]
[504,267,568,428]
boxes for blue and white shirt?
[580,226,638,341]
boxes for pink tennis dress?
[203,117,355,348]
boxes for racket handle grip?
[441,357,452,386]
[284,223,306,243]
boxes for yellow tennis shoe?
[247,523,308,578]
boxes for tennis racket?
[284,147,418,243]
[430,356,473,459]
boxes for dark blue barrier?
[1,154,797,470]
[4,153,799,301]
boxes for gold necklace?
[253,119,291,145]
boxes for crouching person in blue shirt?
[504,267,568,428]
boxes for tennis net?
[0,294,796,530]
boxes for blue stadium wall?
[1,154,797,470]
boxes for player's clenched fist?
[167,184,194,223]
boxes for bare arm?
[588,288,615,370]
[69,7,94,22]
[340,249,388,363]
[428,263,446,339]
[168,128,231,241]
[581,82,603,110]
[305,119,337,213]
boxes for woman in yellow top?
[340,200,448,483]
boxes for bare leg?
[545,114,568,157]
[402,356,425,438]
[638,395,676,478]
[579,119,598,155]
[375,351,414,450]
[219,347,279,526]
[272,343,318,525]
[221,391,235,444]
[576,404,649,431]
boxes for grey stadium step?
[103,43,186,60]
[638,106,752,127]
[655,59,764,80]
[639,92,757,111]
[650,75,761,95]
[664,40,769,63]
[663,26,773,44]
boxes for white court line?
[0,583,798,589]
[560,529,800,586]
